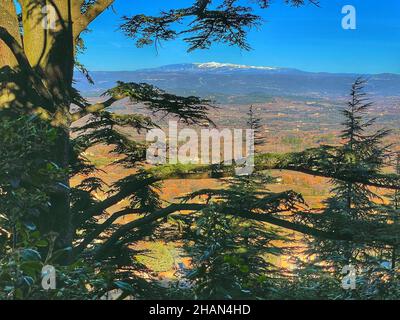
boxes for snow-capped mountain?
[75,62,400,103]
[137,62,302,74]
[195,62,278,70]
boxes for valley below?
[71,63,400,284]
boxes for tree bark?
[0,0,22,110]
[21,0,75,103]
[0,0,114,262]
[18,1,76,257]
[0,0,21,68]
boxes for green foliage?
[2,0,399,300]
[0,116,152,300]
[0,115,61,236]
[0,227,114,300]
[247,105,266,149]
[104,82,213,125]
[293,79,399,299]
[3,78,400,300]
[136,242,178,273]
[178,176,300,299]
[282,135,303,147]
[121,0,318,51]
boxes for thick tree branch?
[0,26,54,106]
[94,203,205,258]
[75,0,115,38]
[275,166,400,191]
[0,0,21,68]
[70,95,123,121]
[0,27,32,74]
[81,152,400,224]
[220,207,381,244]
[79,162,231,223]
[77,176,159,224]
[93,201,398,259]
[73,207,142,256]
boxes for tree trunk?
[1,0,104,261]
[20,0,76,257]
[0,0,22,109]
[0,0,20,68]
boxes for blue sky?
[79,0,400,74]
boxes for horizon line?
[80,62,400,76]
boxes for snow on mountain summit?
[195,62,278,70]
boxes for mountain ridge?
[75,62,400,103]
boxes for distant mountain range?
[75,62,400,103]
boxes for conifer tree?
[3,1,400,300]
[294,79,398,298]
[389,153,400,270]
[177,174,305,299]
[247,105,266,151]
[0,0,319,259]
